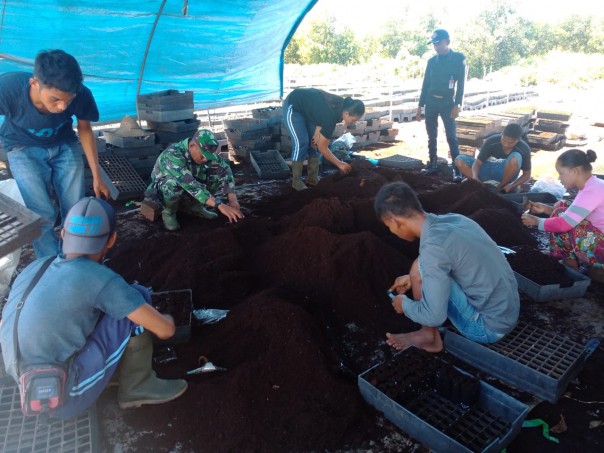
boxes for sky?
[302,0,603,36]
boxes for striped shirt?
[539,176,604,233]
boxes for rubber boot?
[117,331,188,409]
[306,157,320,186]
[161,199,181,231]
[291,161,308,191]
[187,203,219,220]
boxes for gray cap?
[62,197,116,255]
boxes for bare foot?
[385,327,443,353]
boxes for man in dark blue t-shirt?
[454,123,532,193]
[0,49,110,258]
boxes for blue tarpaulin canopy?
[0,0,317,121]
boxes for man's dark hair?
[343,97,365,118]
[374,182,424,219]
[502,123,523,139]
[33,49,83,94]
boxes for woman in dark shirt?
[283,88,365,190]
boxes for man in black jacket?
[416,29,466,181]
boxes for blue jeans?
[456,152,523,182]
[446,279,505,344]
[51,284,151,419]
[424,99,459,161]
[283,100,320,162]
[7,142,85,258]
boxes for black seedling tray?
[250,150,290,179]
[0,382,99,453]
[444,322,592,403]
[98,154,148,200]
[358,347,528,452]
[0,193,41,257]
[378,154,423,169]
[151,289,193,345]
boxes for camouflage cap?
[194,129,219,157]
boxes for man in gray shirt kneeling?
[374,181,519,352]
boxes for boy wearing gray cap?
[0,197,187,418]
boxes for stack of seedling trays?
[358,347,528,452]
[505,245,591,301]
[378,155,424,169]
[101,120,161,185]
[151,289,192,345]
[534,118,569,134]
[444,322,595,403]
[0,381,100,453]
[224,118,270,159]
[250,150,290,180]
[0,193,41,257]
[252,106,283,151]
[137,90,196,144]
[137,90,194,124]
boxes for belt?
[432,94,444,99]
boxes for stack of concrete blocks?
[347,120,368,148]
[527,109,571,150]
[462,94,488,111]
[363,108,395,143]
[102,125,161,185]
[390,102,419,122]
[224,117,271,160]
[252,106,283,157]
[455,116,502,148]
[137,90,198,146]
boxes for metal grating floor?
[98,154,148,200]
[0,194,41,257]
[0,383,99,453]
[486,322,584,379]
[407,391,510,452]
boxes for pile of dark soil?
[95,160,604,452]
[507,245,575,287]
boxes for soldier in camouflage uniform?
[147,129,244,230]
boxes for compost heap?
[99,160,537,452]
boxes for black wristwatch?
[214,197,222,208]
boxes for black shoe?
[422,164,439,175]
[452,168,463,182]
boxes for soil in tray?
[506,245,575,287]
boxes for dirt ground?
[91,150,604,452]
